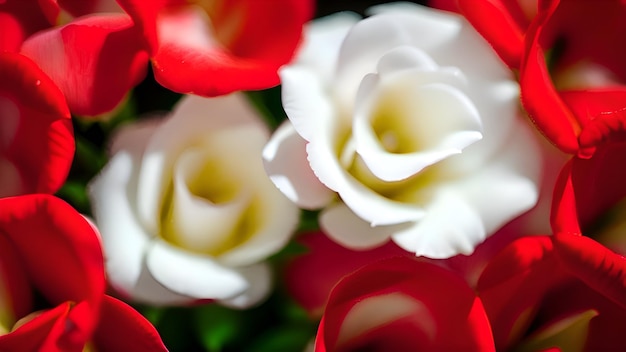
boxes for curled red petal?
[552,143,626,234]
[457,0,527,68]
[519,0,580,153]
[0,195,106,338]
[0,303,72,352]
[565,89,626,157]
[0,234,33,329]
[317,257,494,351]
[0,52,73,197]
[477,236,567,349]
[20,14,149,116]
[118,0,312,95]
[92,296,167,352]
[552,233,626,310]
[550,158,582,236]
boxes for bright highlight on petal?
[266,4,541,258]
[89,93,299,306]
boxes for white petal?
[280,67,336,142]
[128,262,195,306]
[320,203,410,249]
[375,45,438,75]
[135,94,265,234]
[88,121,159,297]
[353,71,482,181]
[295,12,361,82]
[163,147,251,254]
[89,157,147,298]
[452,119,541,235]
[307,128,425,226]
[217,263,272,309]
[392,189,485,259]
[217,184,299,267]
[262,121,334,209]
[146,240,248,300]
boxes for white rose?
[89,94,299,307]
[263,3,541,259]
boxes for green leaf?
[245,325,315,352]
[193,304,246,352]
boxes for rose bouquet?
[2,0,626,351]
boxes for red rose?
[116,0,313,96]
[1,0,149,116]
[478,234,626,351]
[0,195,166,351]
[314,256,494,351]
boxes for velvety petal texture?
[92,296,168,352]
[89,94,299,306]
[0,52,73,198]
[20,14,149,116]
[315,257,495,351]
[264,4,541,258]
[0,195,105,351]
[117,0,313,95]
[477,234,626,351]
[518,0,626,156]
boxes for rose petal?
[135,94,266,235]
[217,263,272,309]
[263,121,335,209]
[353,66,482,181]
[0,52,73,197]
[318,257,494,351]
[88,121,159,298]
[552,233,626,310]
[146,240,248,300]
[320,203,410,250]
[21,14,149,116]
[119,0,312,95]
[92,295,167,352]
[391,189,485,258]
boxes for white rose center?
[159,126,265,256]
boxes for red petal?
[519,0,580,154]
[92,296,167,352]
[562,89,626,157]
[0,12,26,52]
[285,231,409,316]
[0,52,73,197]
[0,303,71,352]
[0,233,32,329]
[552,233,626,310]
[457,0,527,68]
[119,0,312,95]
[0,1,56,43]
[477,236,567,349]
[20,14,149,116]
[550,158,582,235]
[0,195,105,335]
[552,143,626,233]
[318,257,494,351]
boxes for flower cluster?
[3,0,626,350]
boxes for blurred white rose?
[263,3,541,259]
[89,94,299,307]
